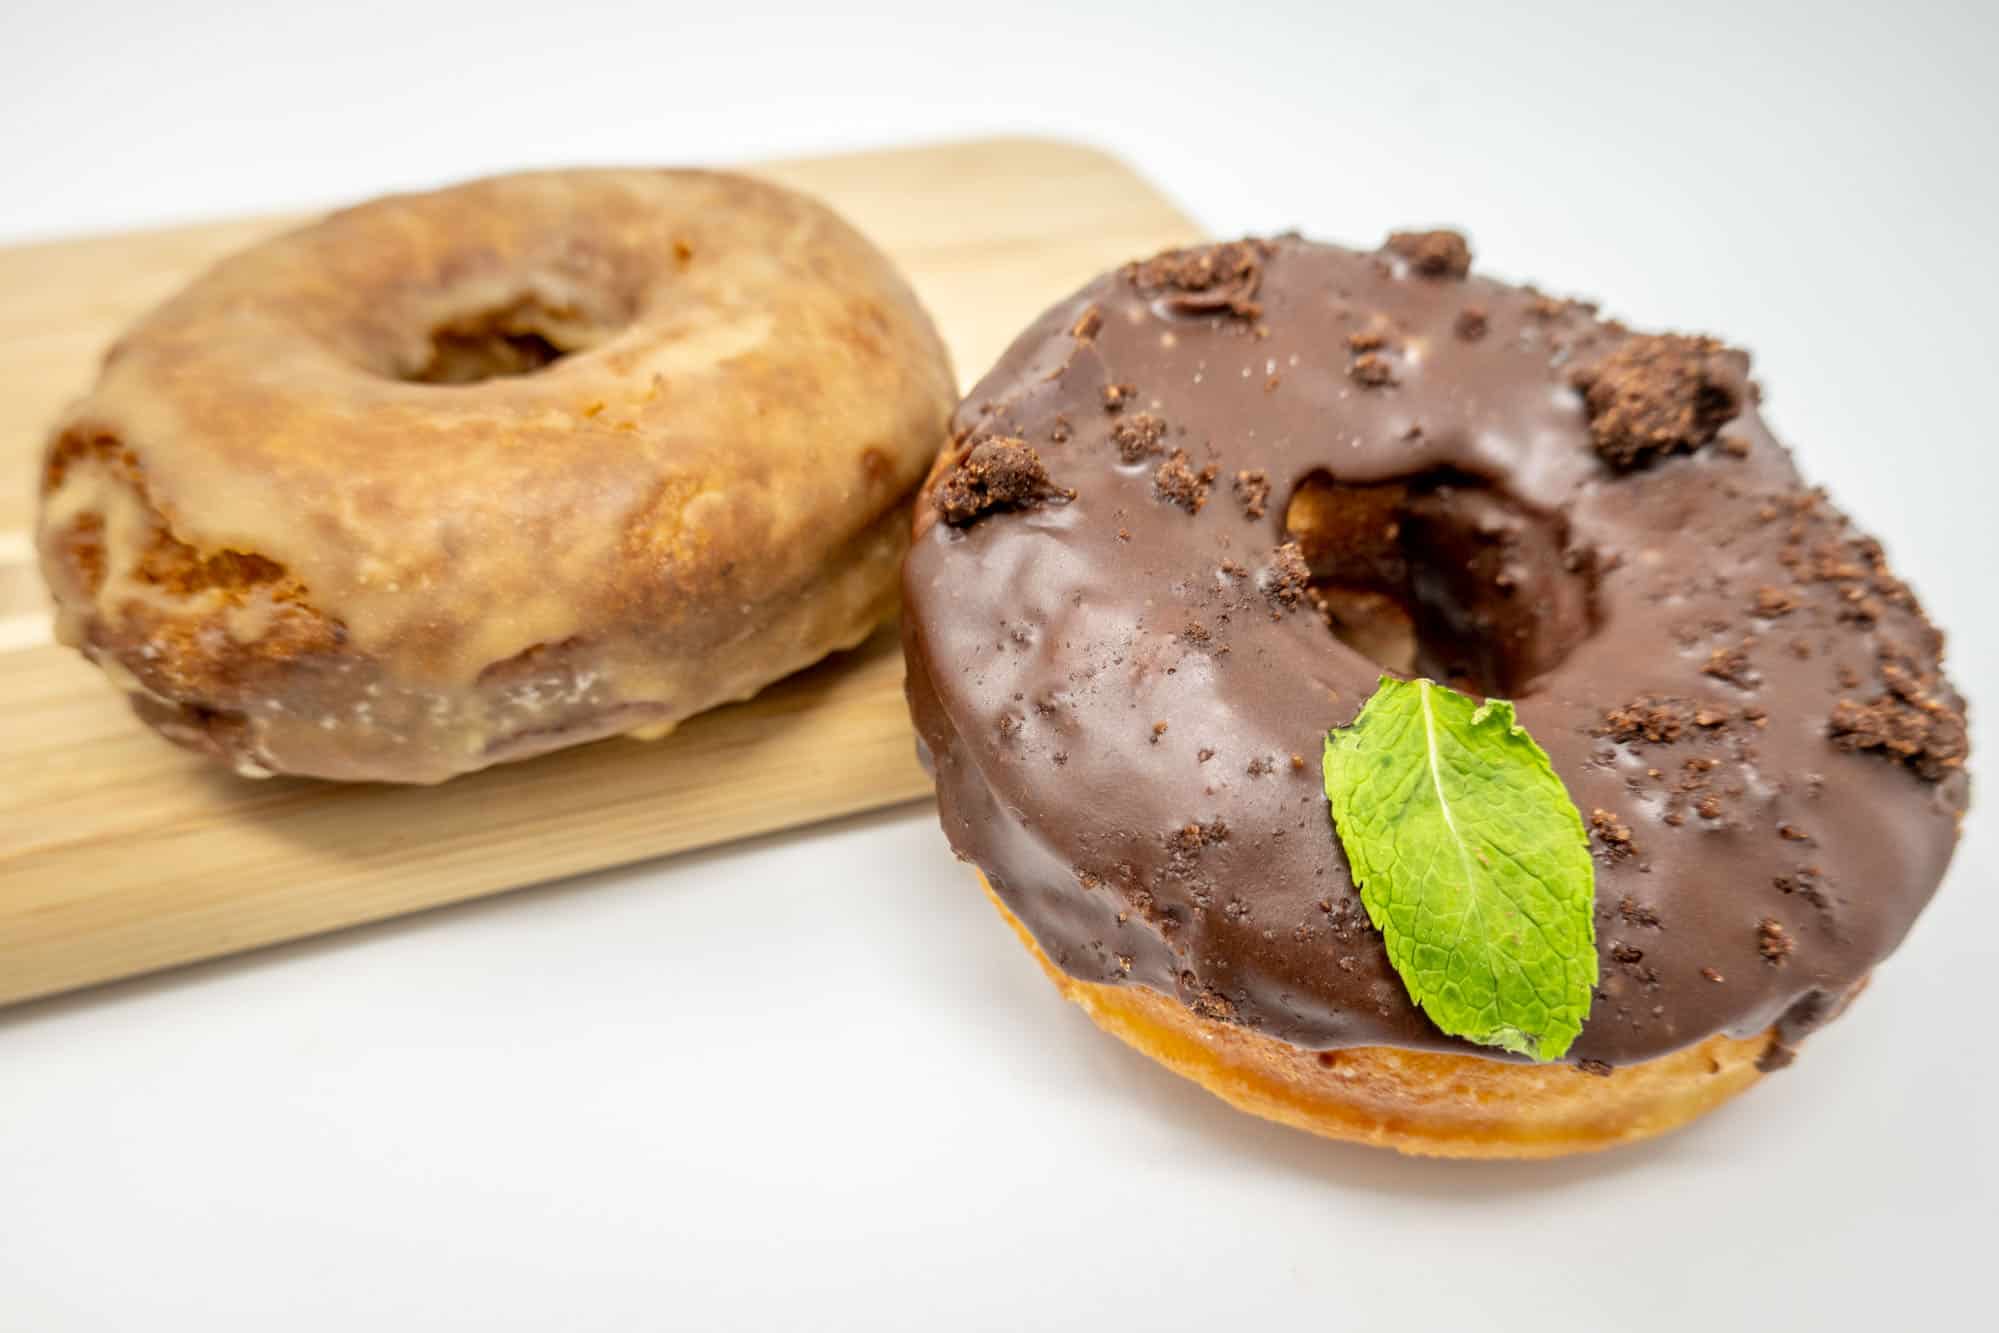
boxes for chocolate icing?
[903,234,1969,1068]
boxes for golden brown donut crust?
[37,169,955,781]
[982,876,1778,1158]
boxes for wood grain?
[0,137,1200,1006]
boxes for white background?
[3,2,1995,1328]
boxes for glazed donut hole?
[403,288,638,385]
[1282,468,1600,697]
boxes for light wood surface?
[0,138,1200,1006]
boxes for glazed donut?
[903,233,1969,1156]
[37,169,955,782]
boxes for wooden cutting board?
[0,138,1201,1006]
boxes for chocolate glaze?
[903,234,1970,1068]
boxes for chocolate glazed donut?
[902,233,1969,1154]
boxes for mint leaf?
[1322,676,1597,1061]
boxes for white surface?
[3,2,1995,1328]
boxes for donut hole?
[405,295,617,385]
[1284,469,1598,697]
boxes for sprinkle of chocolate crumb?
[1124,240,1269,319]
[1166,818,1229,856]
[1349,352,1396,388]
[1186,978,1237,1021]
[1719,434,1753,457]
[934,438,1073,527]
[1102,382,1135,412]
[1702,966,1725,983]
[1758,918,1793,964]
[1618,897,1662,929]
[1347,330,1389,353]
[1151,721,1168,742]
[1575,1058,1613,1078]
[1702,643,1758,689]
[1828,693,1967,781]
[1827,642,1969,781]
[1571,333,1748,470]
[1454,306,1488,341]
[1246,756,1275,777]
[1383,229,1472,279]
[1197,747,1214,762]
[1589,808,1636,860]
[1290,754,1306,771]
[1599,696,1693,745]
[1070,305,1103,341]
[1048,415,1072,445]
[1111,412,1168,463]
[1262,542,1311,611]
[1753,586,1799,618]
[1153,449,1217,512]
[1233,469,1271,520]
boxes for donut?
[37,169,955,782]
[902,232,1969,1156]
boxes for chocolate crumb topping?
[1111,412,1169,463]
[1618,897,1662,929]
[1233,469,1271,520]
[1349,352,1396,388]
[1262,542,1311,611]
[1758,918,1793,964]
[1153,450,1216,512]
[934,437,1071,527]
[1572,333,1748,470]
[1829,649,1969,782]
[1753,585,1799,618]
[1600,696,1694,745]
[1590,807,1636,860]
[1454,306,1489,341]
[1102,382,1135,412]
[1703,643,1758,689]
[1125,240,1268,319]
[1186,977,1238,1020]
[1383,229,1472,279]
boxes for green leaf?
[1322,676,1597,1061]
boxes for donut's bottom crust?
[980,875,1778,1159]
